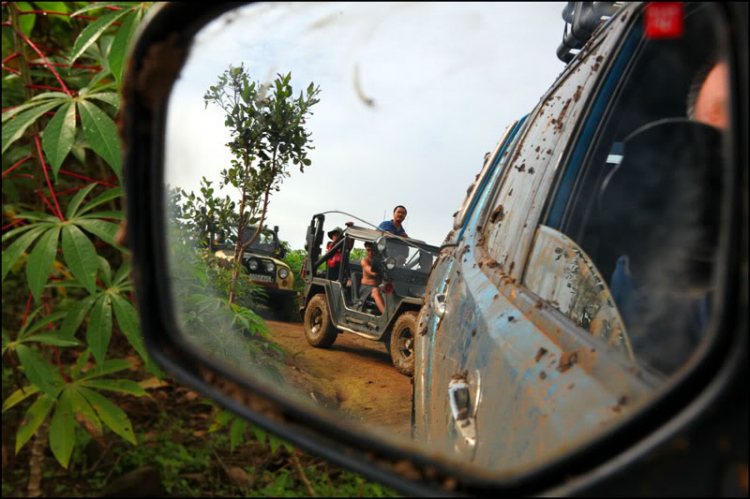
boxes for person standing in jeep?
[378,205,409,238]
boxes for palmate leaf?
[62,224,99,294]
[78,379,147,397]
[26,226,62,304]
[77,187,122,216]
[69,9,132,66]
[76,386,136,445]
[42,101,77,179]
[49,390,76,469]
[78,101,122,181]
[68,386,103,440]
[2,101,65,155]
[75,218,121,248]
[85,92,121,110]
[110,293,148,365]
[21,310,67,339]
[2,385,40,413]
[77,359,132,381]
[16,345,65,397]
[58,294,97,337]
[230,417,248,452]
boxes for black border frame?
[123,2,748,495]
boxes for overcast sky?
[165,2,567,250]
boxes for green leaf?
[1,100,53,122]
[77,187,121,216]
[26,225,61,303]
[69,386,103,436]
[23,310,67,337]
[110,294,147,365]
[1,223,39,243]
[18,2,36,36]
[62,224,99,294]
[75,219,121,248]
[2,101,63,155]
[87,295,113,365]
[2,225,47,283]
[14,211,60,222]
[79,379,147,397]
[98,256,113,287]
[65,183,97,219]
[42,102,77,179]
[77,387,136,445]
[15,394,56,455]
[77,359,132,381]
[268,434,282,454]
[251,424,267,446]
[85,92,121,110]
[113,260,131,285]
[58,295,97,337]
[30,91,71,101]
[49,390,76,469]
[108,9,140,87]
[78,100,122,181]
[229,417,248,452]
[16,344,65,396]
[70,349,91,381]
[25,333,81,347]
[69,9,131,66]
[79,210,123,220]
[2,385,40,413]
[70,2,135,16]
[209,410,234,432]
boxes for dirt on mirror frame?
[261,314,413,437]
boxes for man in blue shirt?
[378,205,409,237]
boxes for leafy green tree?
[203,65,321,303]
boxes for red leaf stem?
[36,190,58,216]
[7,174,35,179]
[1,22,11,28]
[17,31,73,98]
[21,293,33,327]
[23,84,76,94]
[2,219,26,231]
[2,52,20,64]
[94,242,108,247]
[34,134,64,220]
[29,61,102,70]
[104,5,123,11]
[59,169,117,188]
[2,154,33,178]
[16,10,98,21]
[55,345,69,382]
[2,65,21,75]
[56,184,92,196]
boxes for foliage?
[2,1,155,473]
[203,64,321,303]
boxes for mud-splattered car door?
[414,4,660,472]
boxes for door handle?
[433,292,447,318]
[448,379,477,448]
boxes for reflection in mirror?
[163,2,732,476]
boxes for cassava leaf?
[26,226,61,303]
[78,100,122,181]
[62,224,99,294]
[42,101,77,179]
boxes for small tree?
[204,65,320,303]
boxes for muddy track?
[264,317,413,437]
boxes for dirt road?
[264,318,413,437]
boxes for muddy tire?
[304,294,338,348]
[272,294,300,323]
[390,311,417,376]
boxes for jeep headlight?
[278,267,289,279]
[248,259,259,271]
[376,237,387,252]
[386,257,396,270]
[264,261,275,273]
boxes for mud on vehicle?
[216,225,298,321]
[300,213,439,376]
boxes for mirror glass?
[162,2,732,476]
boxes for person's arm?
[361,258,379,279]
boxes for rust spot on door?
[557,351,578,372]
[535,347,548,362]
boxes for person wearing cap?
[360,242,385,315]
[326,227,344,279]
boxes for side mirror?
[122,2,748,496]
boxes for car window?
[452,121,517,231]
[528,3,730,375]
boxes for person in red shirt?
[326,227,344,279]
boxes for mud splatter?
[557,351,578,372]
[535,347,548,362]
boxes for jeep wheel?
[390,311,417,376]
[304,294,338,348]
[272,294,300,323]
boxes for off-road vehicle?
[300,213,439,375]
[215,225,298,321]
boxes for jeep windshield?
[238,227,280,257]
[377,236,438,275]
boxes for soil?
[262,316,412,437]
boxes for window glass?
[528,3,730,375]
